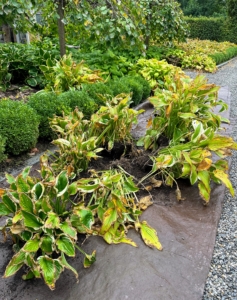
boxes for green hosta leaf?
[45,212,60,229]
[124,177,139,193]
[2,194,17,213]
[59,253,78,280]
[22,270,37,280]
[68,182,78,195]
[23,235,40,252]
[19,193,34,213]
[20,231,32,241]
[139,221,162,251]
[21,166,32,179]
[54,259,64,281]
[16,175,30,193]
[198,170,210,193]
[41,235,54,253]
[180,162,191,177]
[76,208,94,229]
[100,208,117,234]
[55,171,68,197]
[0,203,12,215]
[24,253,41,278]
[32,182,45,200]
[56,235,75,257]
[179,112,196,119]
[4,250,26,277]
[41,196,52,213]
[22,210,43,230]
[198,181,210,203]
[38,256,56,290]
[190,165,198,185]
[83,250,96,268]
[213,169,234,196]
[59,221,77,239]
[5,173,16,185]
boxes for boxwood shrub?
[27,92,70,140]
[0,99,39,155]
[58,90,97,118]
[0,134,7,163]
[82,82,113,107]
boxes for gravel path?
[186,59,237,300]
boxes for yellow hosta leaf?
[137,196,153,210]
[138,221,162,251]
[197,158,212,171]
[0,188,5,197]
[208,136,235,151]
[146,117,152,128]
[100,208,117,234]
[213,169,234,196]
[165,103,172,117]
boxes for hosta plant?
[0,165,96,290]
[50,108,103,175]
[40,54,103,94]
[140,122,237,203]
[0,161,162,290]
[131,58,184,90]
[50,94,144,175]
[138,74,228,150]
[90,94,144,150]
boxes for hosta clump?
[50,94,143,174]
[40,53,103,94]
[0,165,96,290]
[138,74,228,150]
[90,94,144,150]
[75,168,162,250]
[140,122,237,203]
[0,161,163,290]
[50,109,103,175]
[132,58,184,90]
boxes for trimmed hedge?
[185,17,224,42]
[0,100,39,155]
[185,16,237,44]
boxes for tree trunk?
[2,24,12,43]
[57,0,66,57]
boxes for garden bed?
[0,86,232,300]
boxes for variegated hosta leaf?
[137,221,162,251]
[4,250,26,278]
[83,250,96,268]
[55,171,68,197]
[213,169,234,196]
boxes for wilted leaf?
[83,250,96,268]
[100,208,117,234]
[10,223,25,234]
[137,196,153,210]
[213,169,234,196]
[197,158,212,171]
[59,253,78,281]
[139,221,162,251]
[198,181,210,203]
